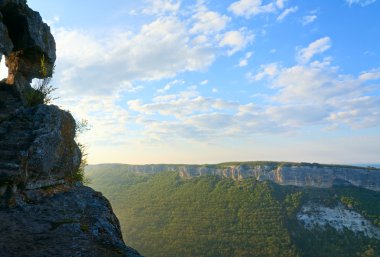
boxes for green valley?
[86,164,380,257]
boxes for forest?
[87,165,380,257]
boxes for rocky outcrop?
[0,183,142,257]
[297,202,380,239]
[0,0,55,104]
[108,162,380,191]
[0,81,81,190]
[0,1,142,256]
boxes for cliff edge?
[0,1,141,256]
[100,162,380,191]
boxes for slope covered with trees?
[86,165,380,257]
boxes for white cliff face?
[297,203,380,239]
[90,163,380,191]
[193,165,380,191]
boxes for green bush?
[70,119,91,184]
[27,55,57,106]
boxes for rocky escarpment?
[109,162,380,191]
[0,1,141,256]
[0,184,141,257]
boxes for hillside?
[87,164,380,257]
[86,162,380,191]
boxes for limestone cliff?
[0,1,141,256]
[107,162,380,191]
[297,202,380,239]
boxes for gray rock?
[0,184,142,257]
[0,86,81,187]
[0,13,13,55]
[107,163,380,191]
[0,0,56,103]
[0,1,142,256]
[26,104,81,184]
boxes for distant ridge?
[87,161,380,191]
[354,163,380,169]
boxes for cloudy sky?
[9,0,380,164]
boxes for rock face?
[0,1,142,256]
[0,81,81,190]
[297,202,380,239]
[112,162,380,191]
[0,0,55,104]
[0,183,142,257]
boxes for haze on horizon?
[24,0,380,165]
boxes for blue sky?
[15,0,380,164]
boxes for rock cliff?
[0,183,142,257]
[108,162,380,191]
[0,1,141,256]
[297,202,380,239]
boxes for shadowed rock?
[0,184,142,257]
[0,81,81,190]
[0,1,142,256]
[0,0,55,103]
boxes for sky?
[5,0,379,164]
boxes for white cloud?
[54,17,215,96]
[190,8,230,35]
[120,81,144,93]
[55,28,106,68]
[56,93,132,149]
[219,29,254,55]
[48,0,380,151]
[142,0,181,15]
[157,79,184,94]
[128,88,238,118]
[302,15,317,25]
[228,0,281,18]
[276,0,287,9]
[200,80,209,85]
[261,63,379,129]
[296,37,331,64]
[272,65,358,103]
[239,60,249,67]
[359,68,380,81]
[277,6,298,21]
[122,54,380,142]
[238,51,253,67]
[243,45,380,130]
[249,62,279,81]
[346,0,377,6]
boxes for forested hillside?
[86,165,380,257]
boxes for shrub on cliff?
[26,55,57,106]
[70,119,91,184]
